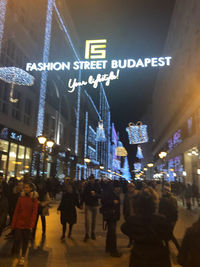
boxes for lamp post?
[37,135,54,180]
[147,163,154,179]
[159,151,167,189]
[84,157,91,177]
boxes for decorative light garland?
[0,67,34,85]
[0,0,7,54]
[36,0,54,137]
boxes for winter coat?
[81,182,101,207]
[121,214,172,267]
[38,192,50,216]
[159,193,178,226]
[100,191,120,222]
[123,192,137,221]
[58,192,79,225]
[0,193,8,230]
[178,217,200,267]
[11,192,38,229]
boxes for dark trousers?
[32,213,46,237]
[106,220,117,253]
[62,223,73,237]
[13,229,31,257]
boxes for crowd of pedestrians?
[0,173,200,267]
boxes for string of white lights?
[0,67,34,85]
[36,0,54,137]
[53,2,80,61]
[0,0,7,54]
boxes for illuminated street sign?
[85,39,107,59]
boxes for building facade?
[152,0,200,189]
[0,0,112,180]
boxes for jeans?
[85,205,97,235]
[13,229,31,257]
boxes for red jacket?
[11,194,38,229]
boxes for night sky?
[66,0,176,168]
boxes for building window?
[24,98,32,125]
[12,91,21,120]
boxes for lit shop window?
[0,139,9,152]
[8,143,17,178]
[24,147,31,172]
[0,154,7,177]
[16,145,25,179]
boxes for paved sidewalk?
[0,200,199,267]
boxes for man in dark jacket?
[81,174,101,242]
[121,189,171,267]
[101,182,122,257]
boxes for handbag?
[126,121,148,144]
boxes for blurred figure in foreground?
[178,216,200,267]
[121,188,172,267]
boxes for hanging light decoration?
[136,145,143,159]
[0,67,35,85]
[126,121,148,144]
[95,120,106,142]
[0,67,35,103]
[115,141,128,157]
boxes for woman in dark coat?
[121,188,172,267]
[57,184,79,240]
[178,216,200,267]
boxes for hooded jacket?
[11,191,38,229]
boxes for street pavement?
[0,197,199,267]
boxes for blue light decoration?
[0,0,7,54]
[168,129,182,151]
[54,1,81,156]
[84,112,88,179]
[96,120,106,142]
[75,70,81,155]
[0,67,35,85]
[115,141,128,157]
[122,157,131,180]
[136,145,143,159]
[36,0,54,137]
[134,162,141,173]
[126,121,148,144]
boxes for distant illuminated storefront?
[0,125,33,180]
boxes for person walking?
[178,216,200,267]
[123,182,137,247]
[0,184,8,236]
[57,184,80,240]
[121,188,172,267]
[101,181,122,257]
[11,182,38,266]
[158,185,179,250]
[32,181,50,239]
[81,174,101,242]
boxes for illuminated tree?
[122,157,131,180]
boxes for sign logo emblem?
[85,39,107,59]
